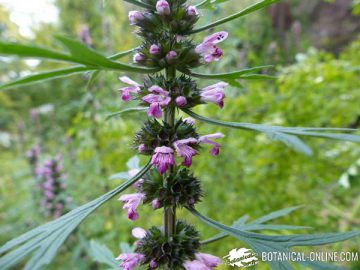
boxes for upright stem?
[164,66,176,240]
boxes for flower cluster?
[35,154,72,218]
[116,0,229,268]
[117,221,221,270]
[119,75,228,117]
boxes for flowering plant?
[1,0,360,269]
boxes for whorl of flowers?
[35,154,72,218]
[117,0,226,268]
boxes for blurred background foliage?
[0,0,359,269]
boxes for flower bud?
[151,199,161,209]
[128,11,144,25]
[175,96,187,107]
[138,143,146,153]
[149,44,161,55]
[166,50,177,63]
[133,53,145,63]
[156,0,170,15]
[186,6,199,16]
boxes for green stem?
[164,66,176,241]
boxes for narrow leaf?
[89,240,118,268]
[122,0,156,10]
[190,0,281,33]
[105,107,147,120]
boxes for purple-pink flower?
[142,85,171,118]
[151,146,175,174]
[200,82,228,108]
[199,133,225,156]
[183,253,221,270]
[116,253,145,270]
[151,198,161,209]
[128,11,144,25]
[119,76,142,101]
[195,31,228,63]
[156,0,170,15]
[196,253,222,268]
[166,50,177,62]
[119,193,145,221]
[173,138,198,166]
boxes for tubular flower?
[183,260,210,270]
[118,193,145,221]
[151,146,175,174]
[116,253,145,270]
[175,96,187,107]
[199,133,225,156]
[196,253,222,268]
[142,86,171,118]
[119,76,142,101]
[195,31,228,63]
[173,138,198,166]
[200,82,228,108]
[156,0,170,15]
[132,227,147,239]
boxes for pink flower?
[156,0,170,15]
[200,82,228,108]
[119,76,142,101]
[151,146,175,174]
[195,31,228,63]
[133,53,145,63]
[183,260,209,270]
[128,11,144,25]
[142,86,171,118]
[199,133,225,156]
[132,227,147,239]
[175,96,187,107]
[118,193,145,221]
[186,6,199,16]
[151,199,161,209]
[116,253,145,270]
[173,138,198,166]
[196,253,222,268]
[149,44,161,55]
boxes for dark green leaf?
[122,0,155,10]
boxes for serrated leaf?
[201,206,307,245]
[183,109,360,155]
[189,207,358,270]
[0,162,152,270]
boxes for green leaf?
[0,67,94,90]
[55,36,159,73]
[190,0,281,33]
[89,240,118,268]
[196,0,232,10]
[0,47,144,90]
[183,109,360,154]
[201,206,308,245]
[188,207,359,270]
[180,66,275,85]
[105,107,147,120]
[0,162,152,270]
